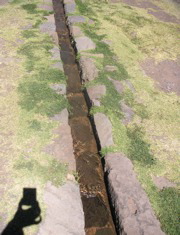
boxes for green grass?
[75,0,180,234]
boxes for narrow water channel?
[52,0,116,234]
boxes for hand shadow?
[1,188,41,235]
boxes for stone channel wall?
[36,1,85,234]
[64,0,166,234]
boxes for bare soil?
[110,0,180,23]
[141,58,180,95]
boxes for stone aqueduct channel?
[51,0,165,234]
[0,0,168,234]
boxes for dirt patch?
[152,176,177,190]
[148,9,179,23]
[110,0,161,10]
[141,58,180,95]
[110,0,179,23]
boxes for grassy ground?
[0,1,68,234]
[74,0,180,234]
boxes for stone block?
[75,36,96,52]
[94,113,114,148]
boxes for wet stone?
[49,84,66,95]
[120,101,134,124]
[79,56,98,82]
[68,15,86,24]
[68,93,88,117]
[82,196,109,228]
[87,85,106,107]
[75,36,96,52]
[60,51,76,64]
[94,113,114,148]
[77,153,102,186]
[96,228,115,235]
[65,3,76,14]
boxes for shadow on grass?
[156,187,180,235]
[1,188,41,235]
[127,125,155,166]
[18,80,67,117]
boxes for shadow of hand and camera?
[1,188,41,235]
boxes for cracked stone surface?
[79,56,98,82]
[65,3,76,14]
[50,84,66,95]
[105,152,165,235]
[94,113,114,148]
[87,85,106,106]
[75,36,96,51]
[120,101,134,124]
[68,15,86,24]
[37,181,85,235]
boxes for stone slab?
[109,77,124,94]
[105,65,118,72]
[44,109,75,171]
[87,85,106,106]
[68,15,86,24]
[51,61,63,71]
[105,152,165,235]
[120,101,134,124]
[70,25,84,37]
[50,47,60,60]
[75,36,96,52]
[94,113,114,148]
[79,56,98,82]
[50,84,66,95]
[37,181,85,235]
[65,3,76,14]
